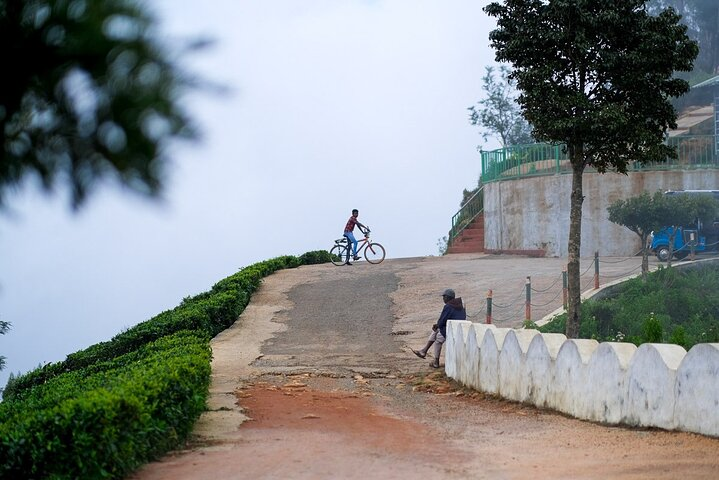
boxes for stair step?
[450,244,483,252]
[456,230,484,239]
[447,245,484,254]
[448,213,484,254]
[452,238,482,243]
[455,230,484,239]
[454,241,484,249]
[462,223,484,230]
[450,238,483,246]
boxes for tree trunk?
[667,227,676,267]
[566,156,585,339]
[714,4,719,73]
[641,233,649,282]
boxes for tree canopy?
[607,191,718,280]
[468,65,533,148]
[648,0,719,78]
[0,319,8,372]
[608,191,667,251]
[0,0,198,209]
[485,0,698,338]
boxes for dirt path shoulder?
[131,255,719,480]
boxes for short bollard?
[525,276,531,323]
[690,232,696,261]
[486,289,493,324]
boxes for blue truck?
[650,190,719,261]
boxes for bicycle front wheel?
[363,242,385,264]
[330,245,348,266]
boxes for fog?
[0,0,498,388]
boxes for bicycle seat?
[335,238,348,244]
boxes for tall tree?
[468,65,533,147]
[0,0,198,209]
[485,0,698,338]
[692,0,719,74]
[648,0,719,76]
[0,319,8,372]
[607,191,666,281]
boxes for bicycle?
[329,228,386,266]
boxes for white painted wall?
[445,320,719,437]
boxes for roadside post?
[486,289,493,324]
[594,251,600,289]
[525,276,531,323]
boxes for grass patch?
[538,263,719,349]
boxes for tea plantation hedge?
[0,250,332,479]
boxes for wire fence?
[465,252,683,326]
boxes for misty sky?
[0,1,499,388]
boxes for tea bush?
[0,331,211,479]
[298,250,334,265]
[3,252,327,399]
[0,250,331,478]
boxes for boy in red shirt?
[343,209,367,265]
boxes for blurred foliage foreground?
[539,261,719,348]
[0,250,333,479]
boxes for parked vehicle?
[650,190,719,261]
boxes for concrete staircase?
[447,214,484,254]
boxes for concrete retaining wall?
[445,320,719,437]
[483,169,719,257]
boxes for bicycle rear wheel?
[330,245,348,266]
[363,242,385,264]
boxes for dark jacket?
[436,297,466,338]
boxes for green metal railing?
[449,135,718,243]
[480,135,718,183]
[450,185,484,242]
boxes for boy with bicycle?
[343,209,367,265]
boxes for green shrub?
[539,263,719,349]
[298,250,334,265]
[642,313,664,343]
[0,331,211,479]
[3,253,318,400]
[0,250,328,477]
[669,325,688,349]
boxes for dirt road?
[130,254,719,480]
